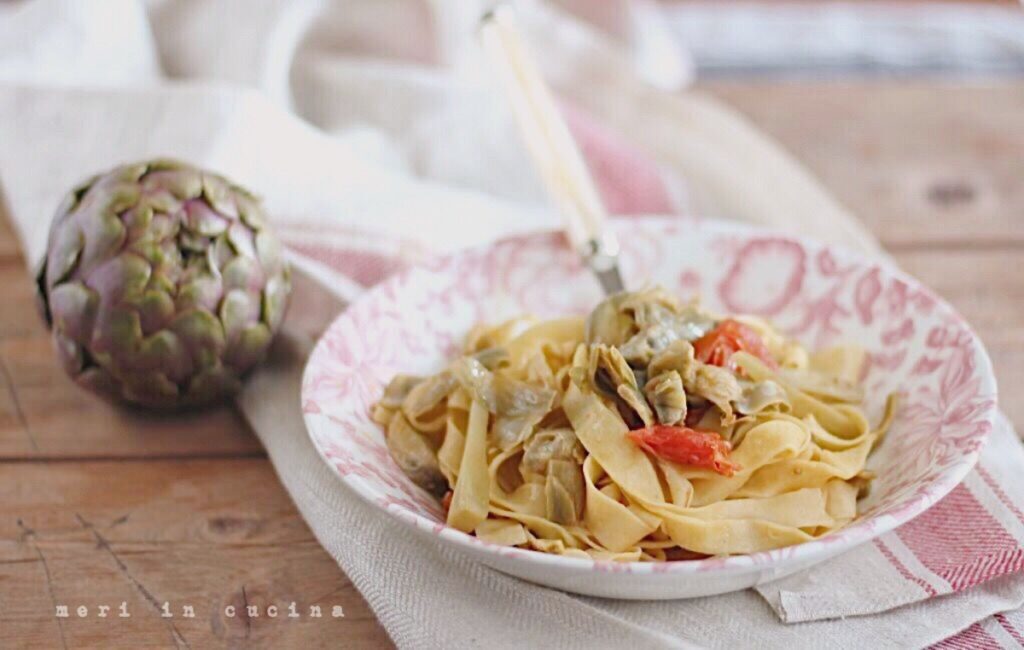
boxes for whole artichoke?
[36,160,291,409]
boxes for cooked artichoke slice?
[450,357,493,404]
[545,459,585,525]
[584,293,635,346]
[386,413,447,497]
[618,305,716,366]
[648,339,698,384]
[473,347,510,371]
[491,374,557,450]
[687,363,741,426]
[645,370,687,425]
[588,344,653,427]
[735,379,789,415]
[522,427,584,477]
[451,357,555,449]
[379,374,424,409]
[401,370,458,425]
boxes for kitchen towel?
[1,1,1022,647]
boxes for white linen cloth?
[2,1,1023,647]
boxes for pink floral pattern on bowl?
[301,218,997,599]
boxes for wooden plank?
[0,459,392,649]
[0,256,261,460]
[706,81,1024,248]
[0,333,261,459]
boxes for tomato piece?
[441,490,454,513]
[627,425,739,476]
[693,319,778,371]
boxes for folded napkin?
[2,1,1023,647]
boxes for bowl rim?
[301,216,998,577]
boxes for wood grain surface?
[0,80,1021,649]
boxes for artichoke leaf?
[491,373,556,450]
[87,253,152,304]
[619,305,715,366]
[379,375,424,409]
[687,363,741,426]
[648,340,698,384]
[522,428,584,478]
[619,286,685,319]
[132,289,175,335]
[142,168,202,200]
[645,371,687,425]
[222,256,261,292]
[255,229,285,275]
[450,357,494,405]
[53,331,84,374]
[735,379,790,416]
[401,370,458,419]
[473,346,509,371]
[201,173,239,219]
[183,199,229,237]
[45,222,84,287]
[584,293,634,346]
[47,282,99,344]
[236,192,267,229]
[176,273,222,313]
[122,202,154,240]
[135,330,191,382]
[185,366,241,407]
[122,371,180,406]
[588,344,653,427]
[227,222,257,259]
[91,306,143,358]
[224,323,272,372]
[262,274,290,331]
[386,413,447,497]
[169,308,226,370]
[102,183,142,215]
[219,289,260,340]
[545,459,585,525]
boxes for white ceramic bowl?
[301,217,997,599]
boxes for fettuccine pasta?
[373,287,895,561]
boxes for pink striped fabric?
[933,622,1004,650]
[874,536,940,597]
[278,104,1024,648]
[896,485,1024,592]
[996,611,1024,646]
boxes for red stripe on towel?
[895,485,1021,591]
[996,612,1024,647]
[873,538,938,597]
[977,465,1024,525]
[931,621,1001,649]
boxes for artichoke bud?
[36,159,291,409]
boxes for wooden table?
[1,80,1021,648]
